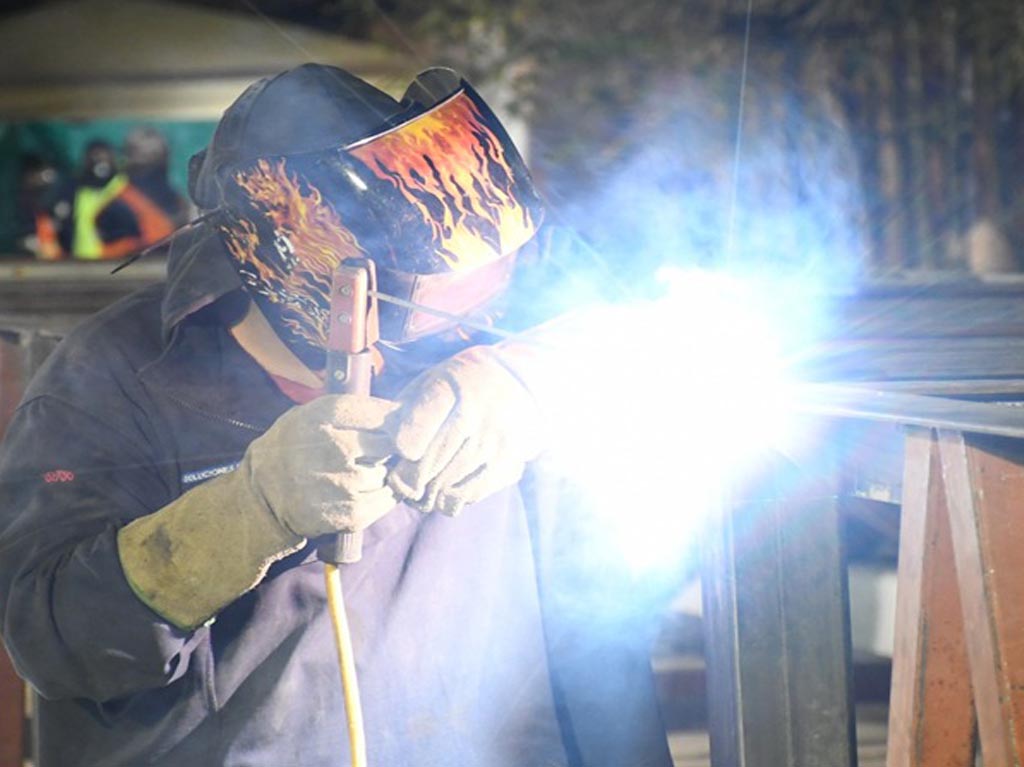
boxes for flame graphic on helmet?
[222,157,365,348]
[349,90,538,271]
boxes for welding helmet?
[192,64,544,369]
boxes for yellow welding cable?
[325,564,367,767]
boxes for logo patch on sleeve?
[43,470,75,484]
[181,462,240,487]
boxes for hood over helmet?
[189,64,401,210]
[189,63,544,370]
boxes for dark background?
[2,0,1023,283]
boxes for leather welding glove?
[118,394,400,630]
[387,343,552,517]
[387,306,649,516]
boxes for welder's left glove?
[387,343,550,516]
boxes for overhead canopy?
[0,0,417,120]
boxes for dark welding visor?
[219,68,544,357]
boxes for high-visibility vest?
[34,212,63,260]
[72,175,128,259]
[99,184,178,259]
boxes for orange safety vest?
[34,212,64,260]
[100,184,178,259]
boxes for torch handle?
[317,261,378,566]
[317,348,376,565]
[320,530,364,565]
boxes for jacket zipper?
[161,389,266,433]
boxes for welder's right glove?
[387,305,652,517]
[387,305,632,515]
[388,344,549,517]
[118,394,400,630]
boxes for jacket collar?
[161,220,243,339]
[141,318,290,433]
[142,223,289,431]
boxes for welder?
[0,64,672,767]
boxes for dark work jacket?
[0,225,672,767]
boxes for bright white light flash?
[543,267,800,573]
[344,167,369,192]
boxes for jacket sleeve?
[0,393,204,703]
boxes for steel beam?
[793,383,1024,440]
[702,443,857,767]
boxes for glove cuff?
[117,466,305,630]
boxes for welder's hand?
[388,345,548,516]
[118,394,400,630]
[248,394,401,537]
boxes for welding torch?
[320,257,379,767]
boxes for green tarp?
[0,118,214,255]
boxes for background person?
[94,127,190,259]
[14,154,71,260]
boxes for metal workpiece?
[701,446,857,767]
[790,383,1024,439]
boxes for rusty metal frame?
[885,429,975,767]
[937,430,1024,766]
[702,385,1024,767]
